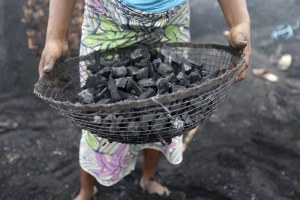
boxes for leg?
[74,168,98,200]
[140,149,170,196]
[182,126,198,152]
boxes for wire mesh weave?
[34,43,244,145]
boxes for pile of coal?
[77,45,223,104]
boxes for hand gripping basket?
[34,43,244,145]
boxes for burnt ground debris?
[1,0,300,200]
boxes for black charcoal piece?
[119,91,132,100]
[84,75,100,88]
[149,49,158,60]
[142,51,151,60]
[157,63,173,75]
[138,78,156,87]
[96,98,113,104]
[135,67,149,80]
[127,66,139,76]
[201,70,209,77]
[98,66,111,77]
[152,114,166,131]
[131,48,144,62]
[176,71,185,81]
[176,72,190,87]
[182,62,192,72]
[78,89,95,104]
[115,77,129,89]
[95,87,108,100]
[127,122,140,136]
[116,116,124,124]
[114,116,124,130]
[103,114,117,123]
[109,124,118,132]
[148,62,155,77]
[189,69,202,83]
[113,59,130,67]
[99,57,118,67]
[181,113,192,125]
[140,114,155,130]
[107,75,122,101]
[166,73,175,82]
[139,88,156,100]
[127,79,143,95]
[95,74,108,83]
[171,85,186,93]
[156,78,169,93]
[152,58,162,69]
[93,116,102,123]
[111,66,127,78]
[87,64,99,74]
[135,59,149,68]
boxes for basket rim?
[33,42,245,112]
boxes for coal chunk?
[98,66,111,77]
[135,59,150,68]
[127,66,139,76]
[182,62,192,72]
[104,114,117,123]
[139,88,156,100]
[181,113,192,125]
[87,64,99,74]
[78,89,95,104]
[111,66,127,78]
[157,63,174,75]
[152,58,162,69]
[113,59,130,67]
[138,78,156,87]
[84,74,107,89]
[156,78,169,94]
[152,114,166,131]
[95,87,108,101]
[189,69,202,83]
[176,72,190,87]
[127,122,140,136]
[140,114,155,131]
[107,75,122,101]
[131,48,146,62]
[127,78,143,95]
[93,116,102,123]
[119,91,132,100]
[135,67,149,80]
[115,77,129,89]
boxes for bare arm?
[218,0,251,82]
[39,0,76,77]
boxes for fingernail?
[43,65,51,72]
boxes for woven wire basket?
[34,43,244,145]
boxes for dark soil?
[1,0,300,200]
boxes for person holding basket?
[38,0,251,199]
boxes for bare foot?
[74,186,98,200]
[140,177,171,197]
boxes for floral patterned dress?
[79,0,190,186]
